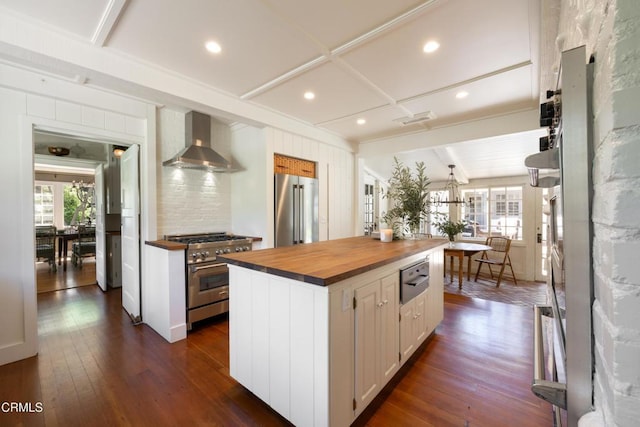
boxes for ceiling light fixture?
[393,111,436,126]
[423,40,440,53]
[456,91,469,99]
[205,40,222,54]
[356,118,366,125]
[113,145,127,158]
[432,165,467,206]
[47,146,70,156]
[303,91,315,100]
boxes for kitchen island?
[218,236,446,427]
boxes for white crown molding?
[0,9,352,151]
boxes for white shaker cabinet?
[399,251,444,364]
[354,272,399,412]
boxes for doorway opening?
[32,130,128,296]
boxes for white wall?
[230,124,269,246]
[0,62,156,367]
[558,1,640,425]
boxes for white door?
[121,145,141,322]
[94,164,106,291]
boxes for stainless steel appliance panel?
[188,262,229,308]
[400,258,430,304]
[275,174,295,247]
[298,175,319,244]
[164,232,252,330]
[275,173,319,247]
[528,46,594,426]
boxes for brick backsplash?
[156,109,231,237]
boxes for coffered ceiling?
[0,0,552,182]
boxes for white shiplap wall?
[230,125,355,248]
[268,127,355,243]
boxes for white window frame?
[461,185,523,241]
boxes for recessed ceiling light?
[423,40,440,53]
[304,91,315,100]
[357,118,366,125]
[456,91,469,99]
[205,40,222,54]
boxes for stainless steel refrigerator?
[275,173,319,247]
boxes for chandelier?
[432,164,466,206]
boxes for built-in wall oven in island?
[165,233,252,330]
[400,258,430,304]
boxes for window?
[34,184,54,225]
[461,186,523,240]
[428,191,450,236]
[495,192,506,215]
[364,184,374,234]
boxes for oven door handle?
[191,262,227,273]
[405,274,429,288]
[531,304,567,409]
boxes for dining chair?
[72,225,96,268]
[36,225,57,272]
[473,236,517,287]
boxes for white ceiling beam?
[330,0,441,57]
[241,0,440,102]
[433,147,469,184]
[91,0,128,47]
[358,108,540,157]
[397,61,533,104]
[0,10,354,152]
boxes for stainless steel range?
[164,232,252,330]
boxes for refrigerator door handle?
[299,184,305,243]
[292,184,298,244]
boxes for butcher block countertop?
[145,240,187,251]
[218,236,447,286]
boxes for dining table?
[56,229,79,271]
[443,242,492,288]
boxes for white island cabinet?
[222,236,445,426]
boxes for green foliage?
[63,186,93,225]
[434,218,466,241]
[64,186,79,225]
[382,157,432,239]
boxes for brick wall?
[156,109,232,237]
[559,1,640,425]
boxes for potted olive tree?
[434,217,466,243]
[381,158,432,239]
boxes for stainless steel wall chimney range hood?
[162,111,233,172]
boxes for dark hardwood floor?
[0,283,552,426]
[36,257,97,293]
